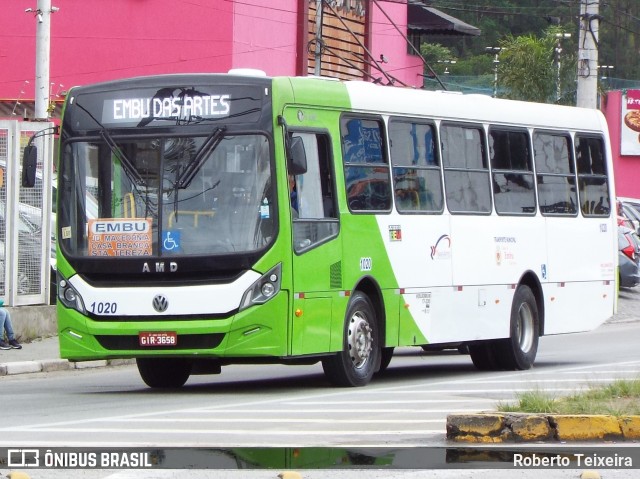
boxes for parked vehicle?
[617,200,637,230]
[619,197,640,213]
[0,201,43,295]
[621,202,640,231]
[619,226,640,288]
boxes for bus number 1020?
[89,302,118,314]
[360,257,372,271]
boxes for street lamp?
[485,47,502,98]
[555,33,571,102]
[598,65,614,92]
[598,65,614,80]
[437,60,456,75]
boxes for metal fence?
[0,120,54,306]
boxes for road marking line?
[103,418,446,424]
[0,427,445,435]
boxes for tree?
[497,29,576,104]
[420,43,455,75]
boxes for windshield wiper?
[176,126,226,189]
[74,101,146,187]
[99,130,145,186]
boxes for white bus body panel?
[68,270,261,316]
[347,82,617,341]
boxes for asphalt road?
[1,290,639,447]
[2,288,639,478]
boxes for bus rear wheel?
[497,285,539,370]
[469,285,539,371]
[322,292,380,387]
[136,357,192,388]
[468,341,499,370]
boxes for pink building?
[0,0,436,118]
[602,90,640,199]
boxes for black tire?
[468,341,499,370]
[322,292,381,387]
[496,284,539,370]
[376,347,394,374]
[136,357,192,388]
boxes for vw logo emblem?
[152,294,169,313]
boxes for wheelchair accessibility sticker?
[162,231,181,253]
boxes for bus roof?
[282,76,607,134]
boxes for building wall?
[231,0,299,75]
[2,1,235,100]
[370,0,424,88]
[603,90,640,199]
[1,0,423,104]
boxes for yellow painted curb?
[619,415,640,439]
[447,413,640,442]
[552,415,622,441]
[446,414,506,441]
[449,434,505,443]
[510,414,553,441]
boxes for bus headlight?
[58,273,86,314]
[239,263,282,312]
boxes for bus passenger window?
[340,117,391,212]
[575,135,609,217]
[441,124,491,214]
[489,129,535,215]
[389,119,443,214]
[534,132,577,216]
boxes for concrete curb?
[0,358,136,376]
[447,413,640,442]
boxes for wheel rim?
[516,302,535,353]
[347,311,373,369]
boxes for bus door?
[288,131,341,355]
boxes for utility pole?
[26,0,58,120]
[314,0,323,76]
[576,0,599,108]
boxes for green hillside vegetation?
[421,0,640,101]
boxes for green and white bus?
[53,72,617,388]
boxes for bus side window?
[575,135,609,217]
[340,117,391,212]
[489,128,535,215]
[534,132,577,216]
[441,123,491,214]
[389,118,443,213]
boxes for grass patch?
[497,379,640,416]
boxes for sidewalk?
[0,335,133,376]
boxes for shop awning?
[407,1,481,36]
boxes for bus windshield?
[58,133,274,259]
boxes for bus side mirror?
[22,145,37,188]
[288,136,307,175]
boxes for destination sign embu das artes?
[102,94,231,123]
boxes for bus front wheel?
[322,292,381,387]
[136,357,192,388]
